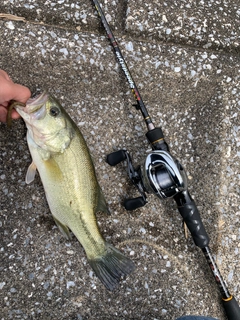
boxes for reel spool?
[106,149,187,210]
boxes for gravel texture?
[125,0,240,51]
[0,1,239,320]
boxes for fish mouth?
[25,91,49,114]
[16,91,49,121]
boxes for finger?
[0,106,7,122]
[0,104,21,123]
[0,72,31,104]
[11,83,31,103]
[11,109,21,119]
[0,69,12,81]
[0,82,31,105]
[0,101,9,107]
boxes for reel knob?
[106,150,126,166]
[124,197,147,211]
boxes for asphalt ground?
[0,1,239,319]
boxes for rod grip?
[146,128,169,151]
[174,190,210,248]
[222,296,240,320]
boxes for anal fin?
[53,216,72,240]
[96,187,111,215]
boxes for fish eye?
[49,106,60,117]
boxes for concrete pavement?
[0,1,239,319]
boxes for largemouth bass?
[12,92,135,291]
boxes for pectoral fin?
[25,162,37,184]
[53,216,72,240]
[96,187,111,215]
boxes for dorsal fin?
[53,216,72,240]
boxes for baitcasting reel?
[106,149,188,211]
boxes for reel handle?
[124,197,147,211]
[106,149,148,210]
[106,150,126,166]
[174,190,210,248]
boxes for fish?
[11,92,135,291]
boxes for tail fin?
[88,243,135,291]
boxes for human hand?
[0,69,31,122]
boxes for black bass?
[13,92,135,290]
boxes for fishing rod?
[92,0,240,319]
[92,0,168,152]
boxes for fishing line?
[118,238,190,276]
[91,0,240,319]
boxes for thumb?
[11,83,31,104]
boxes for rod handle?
[222,296,240,320]
[174,190,210,248]
[146,128,169,151]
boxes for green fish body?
[15,93,135,290]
